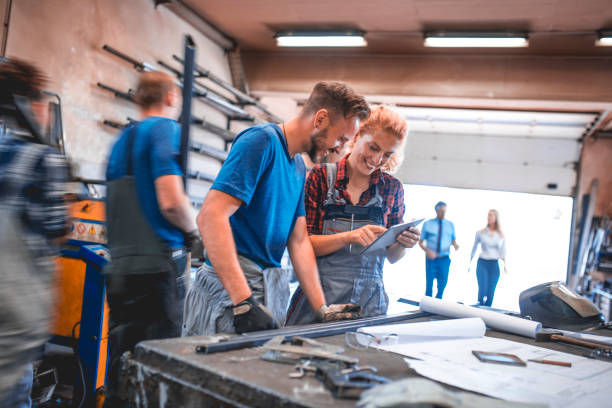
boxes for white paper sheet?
[357,318,486,345]
[378,336,612,408]
[420,296,541,338]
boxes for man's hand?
[185,229,204,259]
[315,304,362,322]
[396,227,420,248]
[425,248,437,259]
[347,225,387,247]
[232,296,279,333]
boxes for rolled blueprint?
[358,318,486,344]
[420,296,541,338]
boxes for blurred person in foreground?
[0,58,70,407]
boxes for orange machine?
[53,199,109,406]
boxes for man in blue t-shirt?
[419,201,459,299]
[183,82,371,335]
[104,71,200,406]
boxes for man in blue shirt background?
[183,82,370,336]
[104,71,200,406]
[419,201,459,299]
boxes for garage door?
[393,107,598,196]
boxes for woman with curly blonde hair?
[287,105,420,324]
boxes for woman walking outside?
[469,209,507,306]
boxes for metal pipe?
[192,117,235,143]
[189,141,227,162]
[173,54,283,123]
[1,0,12,57]
[180,35,196,189]
[187,170,215,183]
[196,310,430,354]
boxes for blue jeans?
[476,258,500,306]
[425,256,451,299]
[2,364,33,408]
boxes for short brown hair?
[0,58,47,104]
[134,71,177,109]
[302,82,370,121]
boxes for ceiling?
[184,0,612,55]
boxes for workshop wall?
[5,0,241,200]
[242,52,612,103]
[578,137,612,217]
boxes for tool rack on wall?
[98,37,280,208]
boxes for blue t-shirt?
[106,117,185,249]
[211,123,306,268]
[421,218,456,257]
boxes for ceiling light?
[424,32,528,48]
[275,31,366,47]
[595,30,612,46]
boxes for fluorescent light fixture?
[275,31,366,47]
[424,32,528,48]
[595,30,612,46]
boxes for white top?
[470,229,506,261]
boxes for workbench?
[120,313,611,407]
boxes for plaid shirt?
[305,155,405,235]
[0,134,69,259]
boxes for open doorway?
[385,184,573,313]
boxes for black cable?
[71,321,86,408]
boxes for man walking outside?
[419,201,459,299]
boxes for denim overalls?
[286,163,388,325]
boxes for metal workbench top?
[121,314,610,407]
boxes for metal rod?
[173,54,256,105]
[158,59,254,121]
[97,82,135,102]
[173,54,283,123]
[180,35,196,189]
[1,0,12,57]
[189,141,228,162]
[102,117,136,130]
[102,44,156,72]
[196,311,430,354]
[187,170,215,183]
[192,117,236,142]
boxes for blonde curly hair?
[348,105,408,173]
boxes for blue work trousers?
[425,256,451,299]
[476,258,500,306]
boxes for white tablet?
[359,218,425,256]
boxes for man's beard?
[306,127,329,163]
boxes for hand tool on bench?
[535,329,611,350]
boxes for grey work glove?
[184,229,204,259]
[232,296,280,334]
[315,303,362,322]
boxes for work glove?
[232,296,280,333]
[184,229,204,259]
[315,304,362,323]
